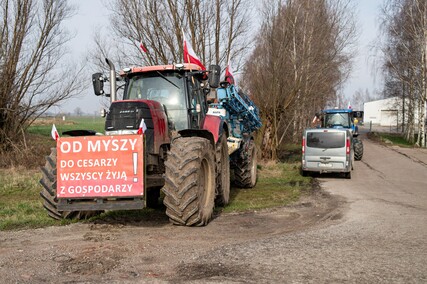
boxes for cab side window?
[187,77,206,128]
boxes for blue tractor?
[321,108,363,160]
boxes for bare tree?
[244,0,356,160]
[353,88,377,110]
[0,0,85,150]
[380,0,427,146]
[89,0,252,72]
[74,107,83,116]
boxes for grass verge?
[0,161,312,231]
[0,169,74,230]
[223,161,310,212]
[2,117,311,230]
[368,132,415,147]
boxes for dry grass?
[258,160,282,178]
[0,133,55,169]
[0,168,61,230]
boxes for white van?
[301,128,354,179]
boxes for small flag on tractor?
[137,118,147,135]
[51,124,59,141]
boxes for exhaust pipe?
[105,58,116,103]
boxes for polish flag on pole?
[182,31,206,70]
[51,124,59,141]
[225,59,235,85]
[137,118,147,135]
[348,102,352,109]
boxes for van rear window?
[307,132,345,148]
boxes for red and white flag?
[182,31,206,70]
[137,118,147,135]
[225,59,235,85]
[348,102,352,109]
[51,124,59,141]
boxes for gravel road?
[177,137,427,283]
[1,135,426,283]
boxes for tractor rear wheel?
[233,139,257,188]
[162,137,216,226]
[39,148,101,220]
[354,138,364,161]
[215,134,230,206]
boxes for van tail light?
[302,137,305,154]
[346,138,350,155]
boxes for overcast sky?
[60,0,383,115]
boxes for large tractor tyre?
[39,148,101,220]
[354,138,364,161]
[215,134,230,206]
[162,137,216,226]
[233,139,257,188]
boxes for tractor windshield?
[125,73,188,130]
[324,113,351,128]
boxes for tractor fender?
[178,129,215,147]
[202,114,228,143]
[177,115,228,147]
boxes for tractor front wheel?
[354,138,364,161]
[162,137,216,226]
[39,148,101,220]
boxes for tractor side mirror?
[208,65,221,88]
[92,73,105,96]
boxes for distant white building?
[363,97,401,126]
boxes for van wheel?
[301,170,309,177]
[344,171,351,179]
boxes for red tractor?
[40,58,261,226]
[40,59,233,226]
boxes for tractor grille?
[105,101,153,130]
[105,101,154,154]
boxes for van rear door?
[304,130,347,171]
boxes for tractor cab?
[92,61,220,132]
[322,109,358,136]
[122,67,204,131]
